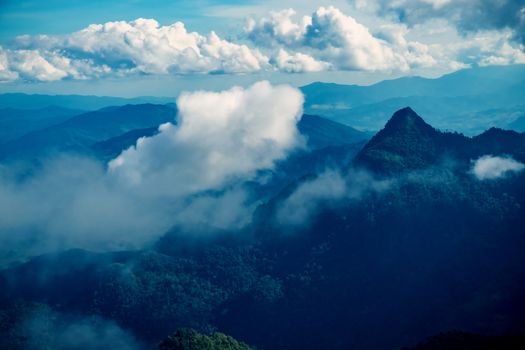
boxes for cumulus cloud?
[0,47,111,82]
[1,5,522,80]
[366,0,525,46]
[274,49,331,73]
[245,6,438,72]
[471,155,525,180]
[455,30,525,66]
[109,81,304,195]
[276,168,390,227]
[0,82,304,261]
[0,18,269,82]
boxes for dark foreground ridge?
[1,107,525,350]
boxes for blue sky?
[0,0,524,96]
[0,0,256,41]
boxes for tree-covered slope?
[354,107,525,174]
[156,329,254,350]
[1,107,524,349]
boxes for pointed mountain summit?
[355,107,525,175]
[354,107,456,174]
[381,107,436,135]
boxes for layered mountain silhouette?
[298,114,369,149]
[355,107,525,174]
[0,106,368,163]
[0,106,84,143]
[302,65,525,134]
[0,103,176,161]
[0,93,172,110]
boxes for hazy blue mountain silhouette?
[0,93,173,110]
[0,106,368,164]
[301,65,525,134]
[0,106,84,143]
[0,103,176,161]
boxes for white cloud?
[1,47,111,82]
[0,47,19,81]
[276,170,346,226]
[2,18,269,82]
[471,155,525,180]
[246,6,439,72]
[0,82,305,260]
[246,8,312,47]
[109,81,304,195]
[274,49,331,72]
[276,168,390,227]
[2,5,522,81]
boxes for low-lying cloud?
[0,81,304,262]
[471,155,525,180]
[109,81,304,196]
[10,306,141,350]
[276,168,390,227]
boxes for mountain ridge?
[355,107,525,174]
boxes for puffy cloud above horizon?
[471,155,525,180]
[246,6,437,72]
[0,18,269,82]
[0,5,523,81]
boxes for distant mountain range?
[0,103,177,161]
[1,65,524,137]
[0,106,84,142]
[0,93,173,110]
[301,64,525,134]
[0,103,369,165]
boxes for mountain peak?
[382,106,434,134]
[355,107,525,175]
[354,107,443,174]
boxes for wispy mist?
[0,81,304,263]
[276,168,391,227]
[10,305,141,350]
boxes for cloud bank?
[0,18,269,82]
[246,6,436,72]
[471,155,525,180]
[0,81,304,261]
[1,5,523,81]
